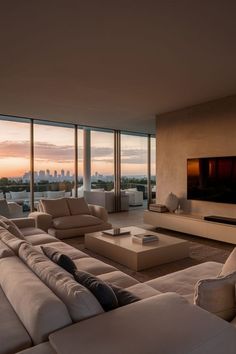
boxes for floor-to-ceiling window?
[151,136,156,201]
[91,129,114,191]
[120,133,148,209]
[34,121,75,201]
[0,117,31,212]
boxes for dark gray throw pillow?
[108,284,140,306]
[41,245,77,274]
[73,270,118,312]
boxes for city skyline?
[0,120,156,177]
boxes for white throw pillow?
[10,190,27,200]
[165,193,179,212]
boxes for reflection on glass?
[121,133,148,209]
[0,119,30,215]
[34,123,75,201]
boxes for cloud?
[0,140,147,165]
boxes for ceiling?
[0,1,236,134]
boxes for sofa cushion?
[126,283,161,299]
[98,270,139,288]
[19,243,104,322]
[0,199,10,218]
[17,342,56,354]
[0,239,15,258]
[73,257,117,276]
[36,241,89,260]
[0,227,28,254]
[52,215,102,230]
[146,261,223,303]
[41,198,70,218]
[0,286,31,354]
[0,215,25,239]
[194,271,236,321]
[66,197,91,216]
[0,256,71,344]
[20,227,47,237]
[220,247,236,276]
[48,222,112,239]
[109,284,140,307]
[24,234,57,246]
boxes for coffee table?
[85,226,189,271]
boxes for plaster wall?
[156,95,236,217]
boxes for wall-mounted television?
[187,156,236,204]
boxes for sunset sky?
[0,120,155,178]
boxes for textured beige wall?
[156,95,236,217]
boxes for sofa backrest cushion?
[220,247,236,276]
[0,215,25,239]
[0,256,71,344]
[194,271,236,321]
[19,243,104,322]
[0,227,28,254]
[66,197,91,216]
[0,199,10,218]
[41,198,70,218]
[0,239,15,258]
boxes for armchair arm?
[7,202,23,218]
[29,212,53,232]
[11,217,35,229]
[50,293,236,354]
[88,204,108,222]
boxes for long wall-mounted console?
[143,210,236,245]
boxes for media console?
[144,210,236,244]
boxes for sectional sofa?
[0,216,236,354]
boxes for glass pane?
[151,137,156,201]
[91,130,114,191]
[34,123,75,202]
[0,119,30,216]
[121,133,148,209]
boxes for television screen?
[187,156,236,204]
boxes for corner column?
[83,128,91,191]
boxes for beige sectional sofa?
[0,217,236,354]
[30,198,112,238]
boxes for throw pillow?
[109,284,140,306]
[165,192,179,212]
[41,245,77,274]
[66,197,91,216]
[0,215,25,239]
[42,246,118,311]
[194,271,236,321]
[73,270,118,312]
[220,247,236,276]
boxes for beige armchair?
[29,197,112,239]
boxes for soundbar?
[204,215,236,225]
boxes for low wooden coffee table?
[85,226,189,271]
